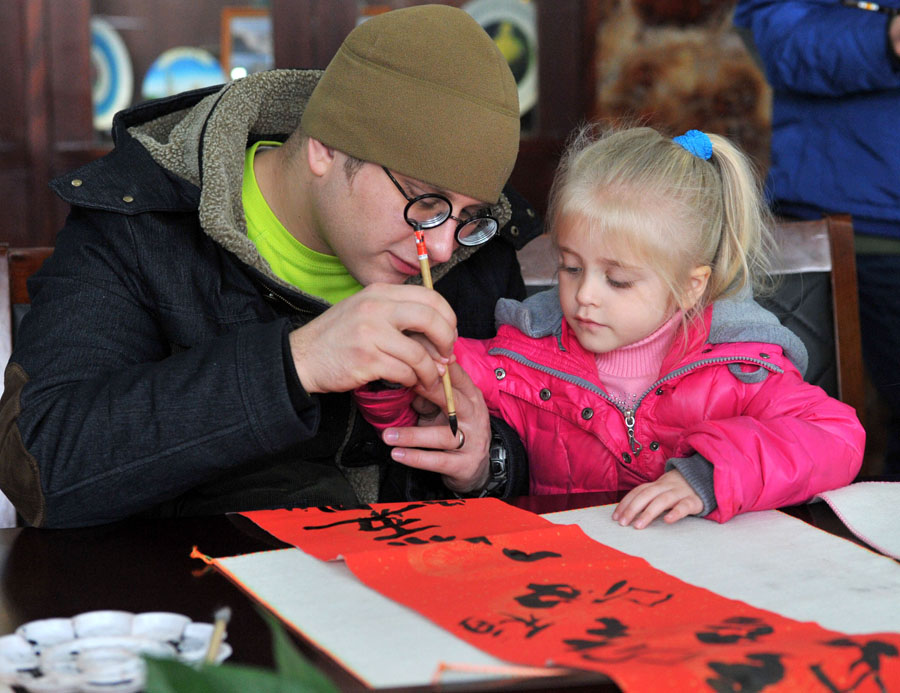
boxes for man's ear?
[685,264,712,310]
[306,137,336,177]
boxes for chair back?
[517,214,865,422]
[757,214,865,423]
[0,245,55,374]
[0,244,53,527]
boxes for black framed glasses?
[382,167,498,246]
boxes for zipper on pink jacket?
[487,347,784,457]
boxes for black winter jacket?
[0,70,540,527]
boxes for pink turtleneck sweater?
[594,312,681,410]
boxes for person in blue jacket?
[734,0,900,474]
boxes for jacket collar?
[494,284,809,376]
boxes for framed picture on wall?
[220,7,274,81]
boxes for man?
[734,0,900,475]
[0,5,539,528]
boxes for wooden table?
[0,493,882,691]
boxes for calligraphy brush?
[204,606,231,665]
[841,0,900,16]
[413,228,459,437]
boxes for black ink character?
[459,613,553,639]
[592,579,673,607]
[502,548,562,562]
[565,617,695,665]
[706,653,785,692]
[586,617,629,641]
[564,617,630,653]
[303,503,439,541]
[811,638,899,693]
[460,618,504,637]
[464,536,493,545]
[514,583,581,609]
[498,612,553,639]
[696,616,774,644]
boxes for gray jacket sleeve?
[665,454,717,517]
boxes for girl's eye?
[607,277,634,289]
[559,265,582,275]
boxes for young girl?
[356,125,865,527]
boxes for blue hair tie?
[673,130,712,160]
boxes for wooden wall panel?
[0,2,35,248]
[272,0,358,69]
[509,1,599,218]
[0,0,94,247]
[1,0,600,245]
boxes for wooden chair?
[0,245,54,527]
[0,244,55,378]
[517,213,866,423]
[758,214,865,424]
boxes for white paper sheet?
[813,481,900,560]
[218,507,900,689]
[546,505,900,635]
[217,548,518,689]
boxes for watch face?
[463,0,538,115]
[489,437,508,477]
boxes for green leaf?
[262,609,340,692]
[144,608,339,693]
[145,657,312,693]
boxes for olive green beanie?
[300,4,520,203]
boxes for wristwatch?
[465,433,508,498]
[452,433,509,499]
[483,433,509,496]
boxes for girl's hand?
[612,469,703,529]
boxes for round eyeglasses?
[382,167,498,246]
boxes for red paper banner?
[237,501,900,691]
[241,498,551,560]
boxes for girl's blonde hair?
[546,124,775,319]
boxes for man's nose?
[425,223,457,264]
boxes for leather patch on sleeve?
[0,363,46,526]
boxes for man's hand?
[381,360,492,494]
[289,283,457,394]
[612,469,703,529]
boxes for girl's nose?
[576,275,601,306]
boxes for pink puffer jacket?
[356,289,865,522]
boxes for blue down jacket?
[734,0,900,237]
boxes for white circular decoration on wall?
[90,17,134,132]
[463,0,538,115]
[141,47,226,102]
